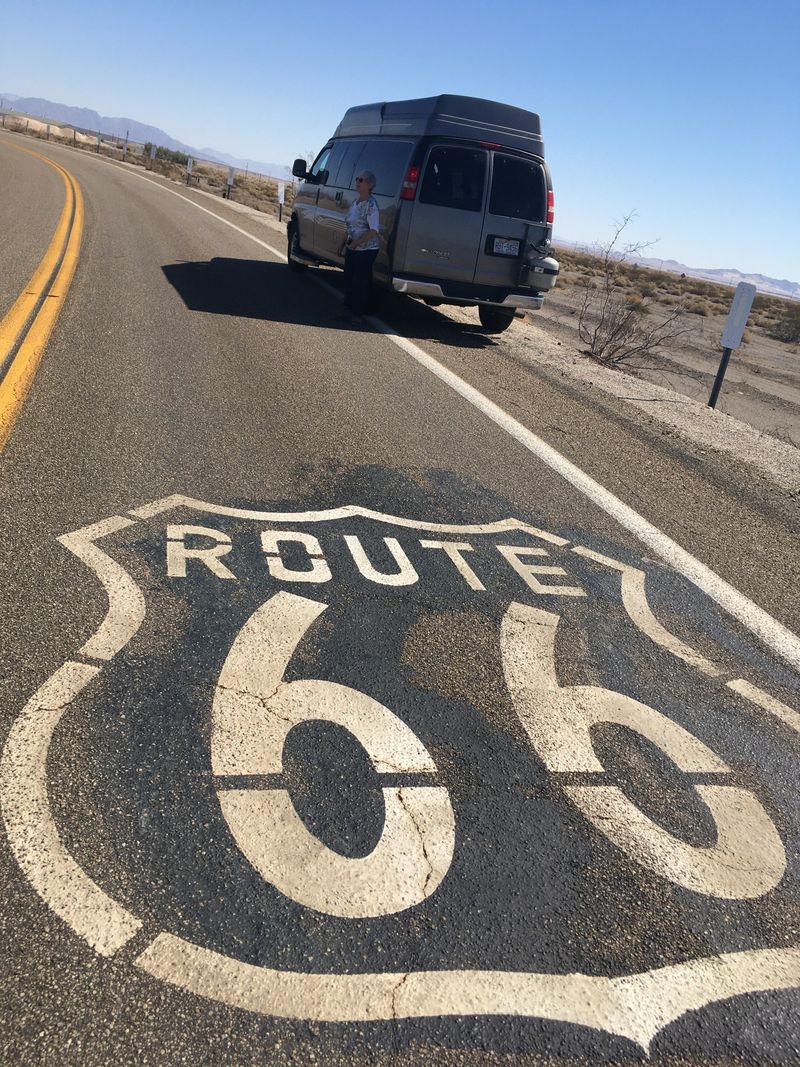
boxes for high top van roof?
[331,95,544,157]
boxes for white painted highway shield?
[1,493,798,1053]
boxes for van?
[288,94,559,333]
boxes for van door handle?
[335,191,343,202]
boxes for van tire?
[478,306,515,333]
[287,224,308,273]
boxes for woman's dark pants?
[343,248,378,315]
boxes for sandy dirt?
[534,286,800,449]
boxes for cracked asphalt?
[0,133,798,1066]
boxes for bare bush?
[575,215,688,366]
[768,301,800,344]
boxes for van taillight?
[547,190,554,224]
[400,165,420,201]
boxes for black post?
[708,347,732,409]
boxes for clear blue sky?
[2,0,798,280]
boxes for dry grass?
[554,245,799,352]
[555,246,792,316]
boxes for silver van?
[288,94,559,332]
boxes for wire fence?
[0,108,296,220]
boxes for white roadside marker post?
[278,182,285,222]
[226,166,235,200]
[186,157,193,185]
[708,282,757,409]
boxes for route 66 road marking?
[1,494,798,1054]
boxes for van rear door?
[402,144,487,283]
[472,152,549,288]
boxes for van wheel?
[287,224,308,273]
[478,306,515,333]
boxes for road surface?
[1,132,798,1066]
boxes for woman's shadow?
[161,257,500,348]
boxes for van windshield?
[489,154,546,222]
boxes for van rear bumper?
[392,276,545,310]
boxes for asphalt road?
[0,141,63,321]
[1,132,798,1066]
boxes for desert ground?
[531,250,800,448]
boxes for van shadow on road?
[162,258,499,349]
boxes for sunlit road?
[1,132,798,1066]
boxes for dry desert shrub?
[574,215,689,367]
[624,293,648,314]
[769,300,800,343]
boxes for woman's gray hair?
[359,170,376,189]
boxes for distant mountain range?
[629,257,799,302]
[0,92,288,179]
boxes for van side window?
[318,141,349,186]
[334,140,367,189]
[419,146,486,213]
[350,140,414,194]
[309,145,333,182]
[490,154,546,221]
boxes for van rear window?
[489,154,546,221]
[419,146,486,213]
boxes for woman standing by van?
[338,170,380,325]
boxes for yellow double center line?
[0,143,84,451]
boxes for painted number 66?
[212,593,785,919]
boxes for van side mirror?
[292,158,308,179]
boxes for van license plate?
[493,237,520,257]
